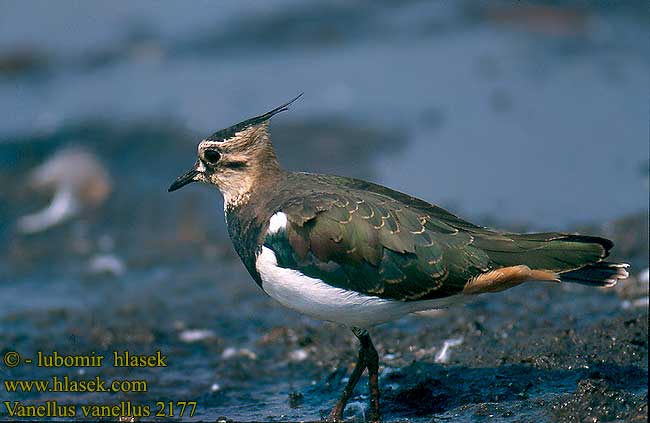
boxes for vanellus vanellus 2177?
[168,95,628,422]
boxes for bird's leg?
[326,330,368,422]
[326,328,381,423]
[356,329,380,423]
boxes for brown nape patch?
[463,265,560,295]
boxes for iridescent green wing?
[328,175,611,274]
[263,190,491,301]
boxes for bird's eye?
[204,149,221,164]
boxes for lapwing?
[18,147,111,234]
[168,95,629,422]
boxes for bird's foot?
[325,407,344,422]
[326,409,380,423]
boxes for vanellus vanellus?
[168,95,629,422]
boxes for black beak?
[168,169,199,192]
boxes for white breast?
[255,246,463,328]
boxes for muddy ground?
[0,220,647,422]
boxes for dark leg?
[357,329,380,423]
[326,340,367,421]
[326,328,381,422]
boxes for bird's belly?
[255,246,461,328]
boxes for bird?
[168,94,629,422]
[18,146,111,234]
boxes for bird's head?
[168,94,302,206]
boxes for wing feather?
[265,190,480,301]
[258,173,614,301]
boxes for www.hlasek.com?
[2,350,197,419]
[5,376,147,393]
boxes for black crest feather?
[205,93,303,142]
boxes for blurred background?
[1,1,647,422]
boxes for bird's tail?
[558,261,629,287]
[481,233,629,287]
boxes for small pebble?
[179,329,216,343]
[221,347,257,360]
[87,254,126,277]
[289,348,309,362]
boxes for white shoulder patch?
[267,212,288,235]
